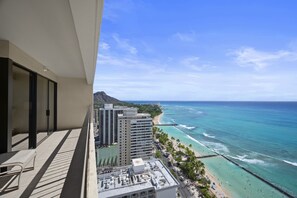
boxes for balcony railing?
[61,107,98,198]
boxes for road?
[154,144,192,198]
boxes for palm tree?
[192,160,201,174]
[200,168,205,176]
[185,147,193,156]
[177,139,180,142]
[155,150,162,158]
[189,144,192,147]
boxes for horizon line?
[123,100,297,102]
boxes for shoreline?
[153,113,163,125]
[169,134,231,198]
[154,113,230,198]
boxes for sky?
[94,0,297,101]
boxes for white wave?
[203,132,215,139]
[283,160,297,167]
[229,155,266,165]
[179,124,195,130]
[186,135,205,147]
[203,141,229,153]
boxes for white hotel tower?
[118,109,153,166]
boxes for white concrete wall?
[57,77,93,129]
[0,40,57,81]
[1,40,93,130]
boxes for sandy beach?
[153,113,163,125]
[170,137,231,198]
[154,113,230,197]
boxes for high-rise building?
[118,109,153,166]
[99,104,134,146]
[94,108,99,131]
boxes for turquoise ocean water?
[134,101,297,198]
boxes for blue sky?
[94,0,297,101]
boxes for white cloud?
[94,70,297,101]
[112,34,138,55]
[97,53,166,72]
[95,43,297,101]
[103,0,136,22]
[180,56,210,71]
[231,47,297,70]
[100,42,110,50]
[172,32,196,42]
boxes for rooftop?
[132,158,145,167]
[98,159,179,198]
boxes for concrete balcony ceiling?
[0,0,103,84]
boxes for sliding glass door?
[37,76,55,143]
[11,66,30,151]
[2,60,57,152]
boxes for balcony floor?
[0,128,81,198]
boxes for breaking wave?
[203,141,229,153]
[283,160,297,167]
[229,155,266,165]
[203,132,215,139]
[179,124,195,130]
[186,135,205,146]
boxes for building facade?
[99,104,129,146]
[98,158,179,198]
[118,109,153,166]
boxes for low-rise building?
[98,158,179,198]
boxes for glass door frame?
[13,62,57,149]
[47,80,55,135]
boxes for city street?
[153,144,193,198]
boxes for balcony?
[0,111,97,198]
[0,1,103,197]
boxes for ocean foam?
[179,124,195,130]
[283,160,297,167]
[203,141,229,153]
[229,155,266,165]
[203,132,215,139]
[186,135,205,146]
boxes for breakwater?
[154,123,178,126]
[200,144,294,198]
[196,154,218,159]
[219,155,294,198]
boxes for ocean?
[133,101,297,198]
